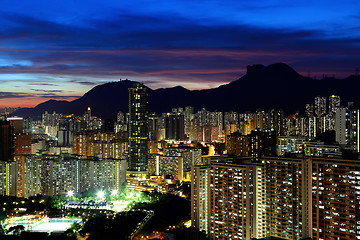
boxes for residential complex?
[191,155,360,239]
[2,92,360,239]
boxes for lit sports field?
[31,218,82,233]
[3,216,81,233]
[111,200,130,212]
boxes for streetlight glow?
[111,190,117,196]
[97,190,105,199]
[67,190,74,197]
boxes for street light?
[97,190,105,200]
[67,190,74,198]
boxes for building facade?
[192,156,360,240]
[128,83,149,172]
[13,154,126,197]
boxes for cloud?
[28,83,58,86]
[0,90,80,100]
[38,94,81,99]
[69,80,97,86]
[0,12,358,93]
[0,92,32,99]
[30,89,63,93]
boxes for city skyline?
[2,81,360,238]
[0,0,359,108]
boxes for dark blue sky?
[0,0,359,107]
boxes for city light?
[67,190,74,198]
[97,190,105,200]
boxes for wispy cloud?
[38,94,81,98]
[0,92,32,99]
[69,80,97,86]
[28,83,58,86]
[30,89,63,93]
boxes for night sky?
[0,0,359,108]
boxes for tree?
[52,194,67,209]
[0,210,7,222]
[70,222,82,232]
[0,224,5,235]
[7,225,25,236]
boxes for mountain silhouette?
[14,63,360,119]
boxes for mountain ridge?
[13,63,360,119]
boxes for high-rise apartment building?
[191,165,210,234]
[226,132,250,156]
[189,117,200,142]
[42,111,59,137]
[264,157,306,239]
[128,83,149,172]
[22,117,33,134]
[315,96,327,118]
[0,160,16,196]
[348,105,360,152]
[0,120,14,162]
[73,132,127,159]
[267,109,284,136]
[163,147,202,172]
[165,112,185,141]
[192,157,266,239]
[305,104,314,117]
[15,133,32,155]
[328,95,340,115]
[192,156,360,239]
[310,157,360,239]
[335,103,360,152]
[14,153,126,197]
[226,130,276,160]
[15,155,41,198]
[7,117,23,134]
[335,108,348,145]
[255,110,266,130]
[184,106,194,138]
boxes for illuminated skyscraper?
[184,106,194,138]
[255,109,265,130]
[305,103,314,117]
[348,104,360,152]
[128,83,149,172]
[266,109,284,135]
[42,111,59,137]
[315,96,326,118]
[335,103,360,152]
[328,95,340,115]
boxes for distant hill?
[14,63,360,119]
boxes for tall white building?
[191,165,210,234]
[315,96,327,118]
[329,95,340,115]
